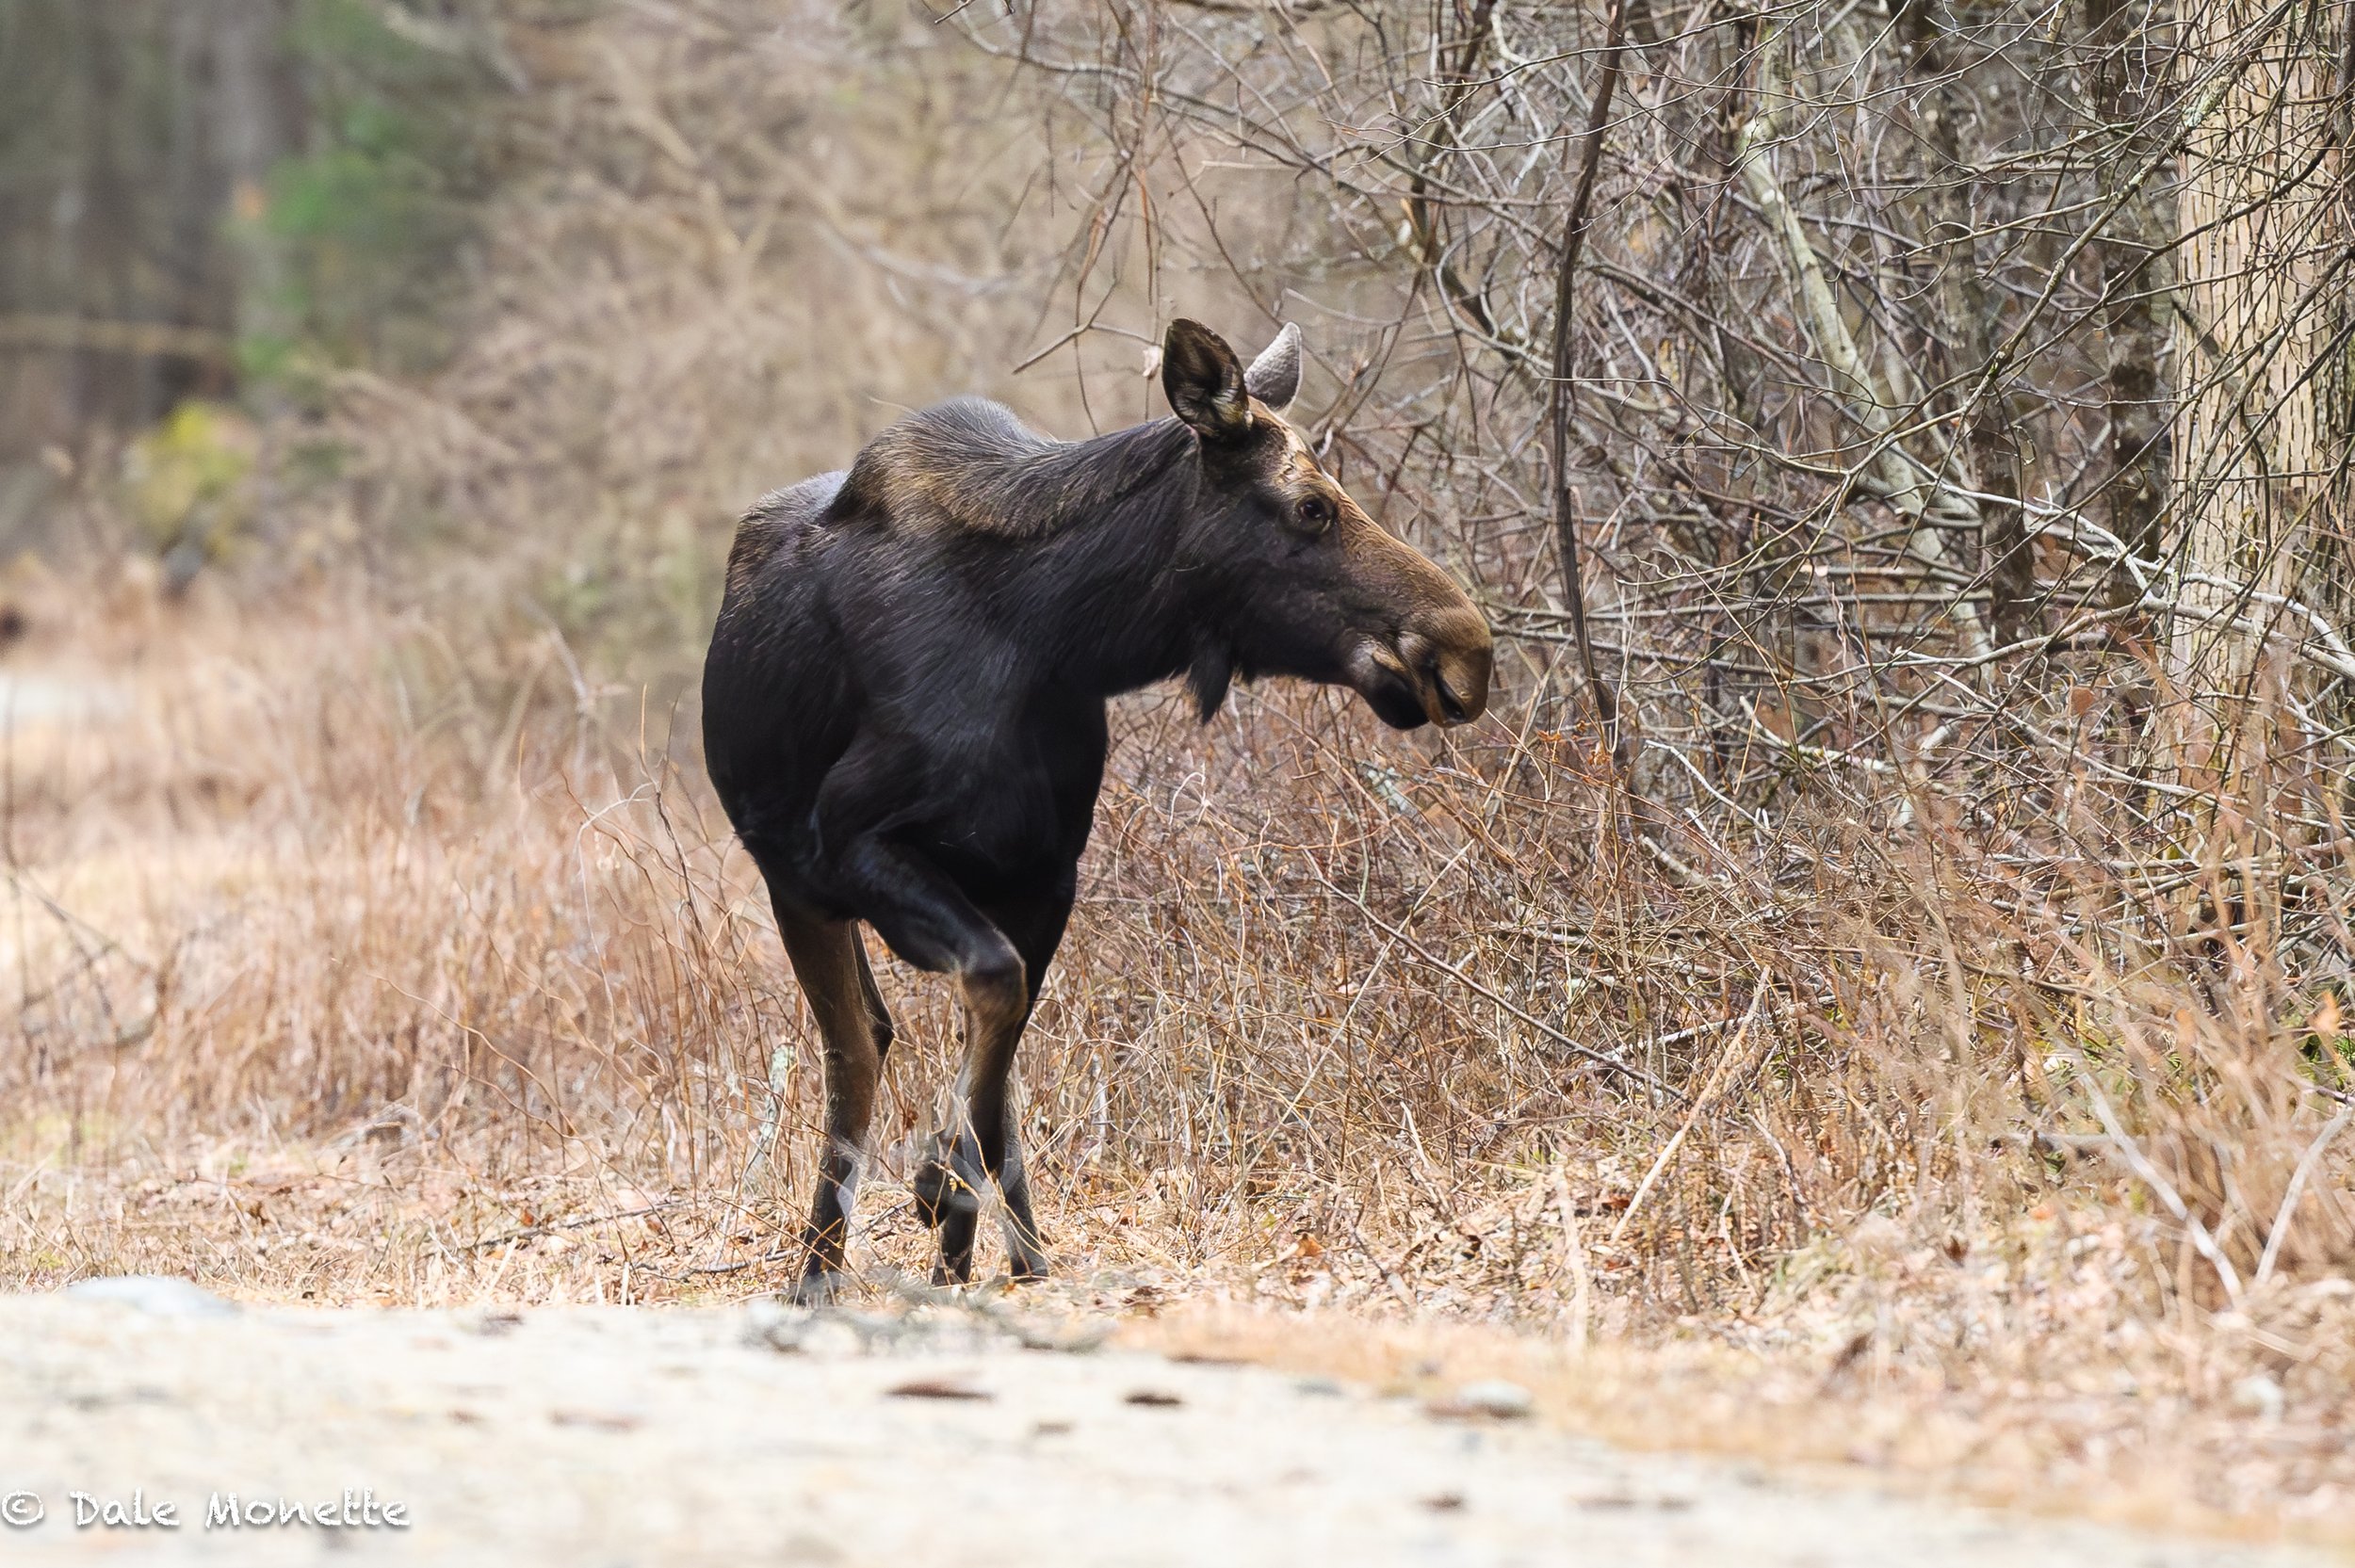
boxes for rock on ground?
[0,1290,2324,1567]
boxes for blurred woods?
[5,0,2355,1511]
[0,0,511,571]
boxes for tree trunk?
[2170,0,2347,737]
[1898,0,2033,644]
[2083,0,2174,566]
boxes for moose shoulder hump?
[826,396,1192,541]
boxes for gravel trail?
[0,1285,2324,1567]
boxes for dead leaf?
[551,1408,642,1431]
[885,1378,991,1401]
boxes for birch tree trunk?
[1734,25,1998,659]
[2170,0,2348,743]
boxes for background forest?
[3,0,2352,1541]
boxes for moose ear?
[1243,323,1302,411]
[1161,319,1249,441]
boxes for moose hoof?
[789,1269,847,1307]
[911,1158,980,1230]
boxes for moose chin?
[701,316,1493,1302]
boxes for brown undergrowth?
[1,563,2349,1544]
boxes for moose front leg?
[920,886,1072,1284]
[915,959,1031,1285]
[915,1065,1051,1282]
[980,887,1076,1282]
[824,834,1045,1285]
[992,1131,1050,1283]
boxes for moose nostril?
[1417,651,1470,723]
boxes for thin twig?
[459,1202,688,1253]
[1611,987,1769,1243]
[2254,1107,2350,1288]
[1547,0,1631,745]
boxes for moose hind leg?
[774,913,887,1305]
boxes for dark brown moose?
[702,318,1493,1301]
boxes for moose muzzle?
[1351,603,1493,730]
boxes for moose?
[702,318,1492,1301]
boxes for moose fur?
[702,318,1492,1300]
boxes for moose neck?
[1000,418,1226,703]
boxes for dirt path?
[0,1282,2325,1567]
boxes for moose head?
[1158,318,1494,733]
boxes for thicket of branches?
[908,0,2355,1294]
[967,0,2352,794]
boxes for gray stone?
[1433,1379,1535,1420]
[63,1276,237,1318]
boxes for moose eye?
[1294,494,1335,534]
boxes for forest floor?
[0,1279,2335,1568]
